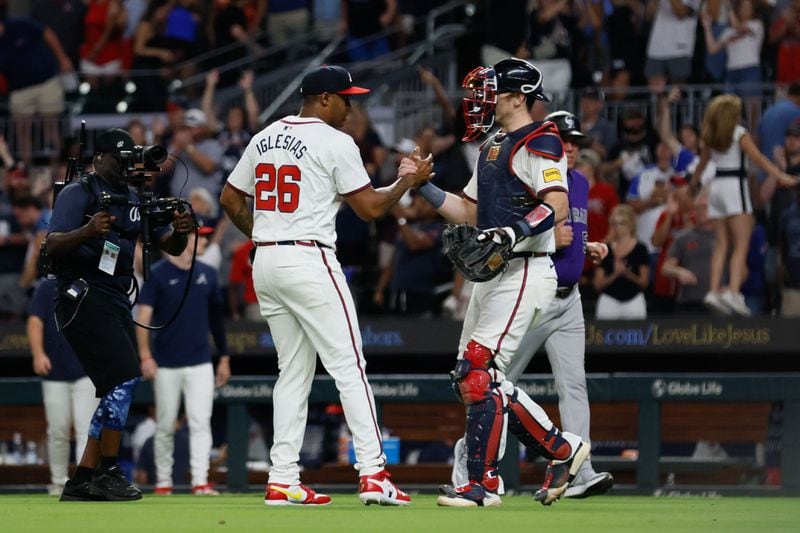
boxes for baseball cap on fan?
[184,108,208,127]
[197,220,215,236]
[95,128,135,155]
[300,65,370,96]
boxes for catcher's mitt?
[442,224,515,282]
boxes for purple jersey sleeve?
[551,169,589,287]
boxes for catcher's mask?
[461,65,498,142]
[461,58,550,142]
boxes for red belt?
[255,240,332,249]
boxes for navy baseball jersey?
[139,260,227,368]
[552,169,589,287]
[28,278,87,381]
[48,174,171,306]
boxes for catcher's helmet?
[461,58,549,142]
[545,110,586,141]
[494,58,549,100]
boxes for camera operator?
[45,128,193,502]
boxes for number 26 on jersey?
[255,163,301,213]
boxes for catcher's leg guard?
[506,387,572,461]
[464,391,506,492]
[451,341,507,493]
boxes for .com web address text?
[586,323,771,349]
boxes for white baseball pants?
[253,245,386,485]
[507,287,594,474]
[42,377,98,486]
[458,256,557,368]
[154,362,214,487]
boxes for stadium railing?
[1,372,798,494]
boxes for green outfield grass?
[1,494,798,532]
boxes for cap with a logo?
[95,128,135,154]
[300,65,370,96]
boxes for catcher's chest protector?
[476,122,543,230]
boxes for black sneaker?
[89,465,143,501]
[60,478,104,502]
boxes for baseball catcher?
[415,57,591,508]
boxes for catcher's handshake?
[399,146,435,187]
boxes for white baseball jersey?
[227,115,388,485]
[226,115,371,247]
[462,146,569,254]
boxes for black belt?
[715,169,744,178]
[512,252,550,259]
[255,240,332,249]
[555,284,575,299]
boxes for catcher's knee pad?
[455,368,494,404]
[451,341,496,404]
[506,388,571,461]
[465,390,506,491]
[463,340,493,369]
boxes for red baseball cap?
[300,65,369,96]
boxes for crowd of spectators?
[2,0,796,116]
[0,1,457,117]
[479,0,800,97]
[0,1,800,324]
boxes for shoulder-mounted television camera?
[117,144,168,184]
[44,122,194,282]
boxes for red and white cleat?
[358,470,411,506]
[264,483,332,506]
[193,484,220,496]
[153,485,173,495]
[534,439,592,506]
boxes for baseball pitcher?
[220,65,433,507]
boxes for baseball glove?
[442,224,515,282]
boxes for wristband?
[418,182,446,209]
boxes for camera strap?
[82,174,139,240]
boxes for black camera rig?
[43,121,200,330]
[97,191,190,281]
